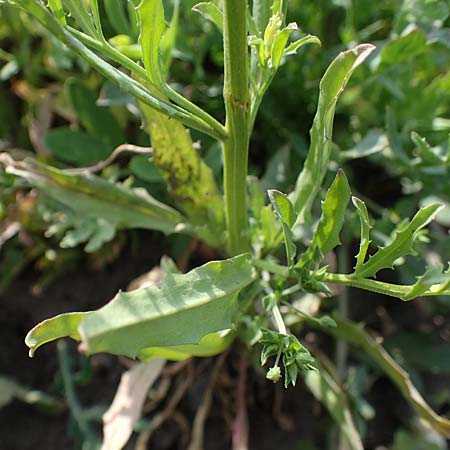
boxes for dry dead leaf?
[101,359,166,450]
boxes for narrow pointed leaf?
[104,0,131,35]
[284,34,321,56]
[296,170,351,269]
[270,22,297,68]
[354,203,443,278]
[290,44,375,223]
[411,131,444,165]
[268,190,296,266]
[352,197,372,271]
[192,2,223,32]
[48,0,66,25]
[138,0,165,87]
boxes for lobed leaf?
[354,203,443,278]
[290,44,375,223]
[25,255,256,358]
[296,170,351,269]
[4,157,186,236]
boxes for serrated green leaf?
[403,264,450,301]
[268,189,296,266]
[192,2,223,32]
[138,0,165,88]
[354,203,443,278]
[352,197,372,271]
[65,78,124,147]
[305,362,364,450]
[296,170,351,269]
[79,254,255,357]
[6,158,186,236]
[290,44,375,223]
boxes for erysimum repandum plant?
[1,1,450,446]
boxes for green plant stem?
[253,259,450,300]
[57,341,98,444]
[68,28,228,141]
[222,0,251,255]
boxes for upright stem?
[223,0,251,255]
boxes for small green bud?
[263,13,282,57]
[266,366,282,382]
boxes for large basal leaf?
[296,170,351,269]
[354,203,443,278]
[290,44,375,223]
[4,157,186,236]
[26,255,256,359]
